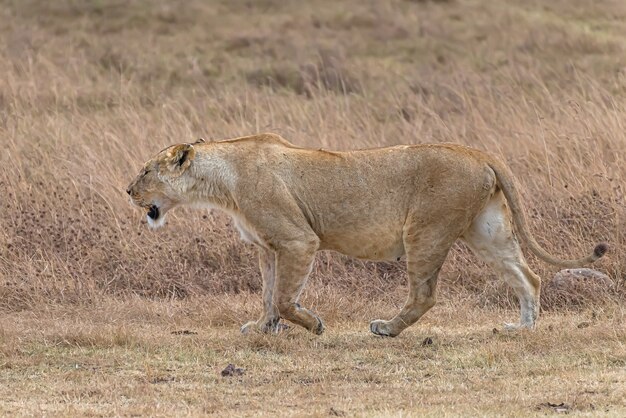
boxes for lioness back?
[222,138,497,261]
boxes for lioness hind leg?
[241,247,285,334]
[369,265,442,338]
[274,238,325,335]
[370,220,457,338]
[462,191,541,329]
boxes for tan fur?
[127,133,607,336]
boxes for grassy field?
[1,0,625,416]
[2,297,625,416]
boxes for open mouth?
[147,205,160,220]
[145,204,167,229]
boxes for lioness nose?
[126,188,131,195]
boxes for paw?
[240,319,288,334]
[503,322,534,332]
[240,320,258,335]
[503,322,519,332]
[264,321,290,334]
[370,319,396,337]
[312,317,325,335]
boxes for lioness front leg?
[241,247,286,334]
[274,237,324,335]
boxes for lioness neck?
[187,152,238,211]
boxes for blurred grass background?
[0,0,624,311]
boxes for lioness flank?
[127,133,608,337]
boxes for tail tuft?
[593,242,609,258]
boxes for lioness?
[127,133,607,337]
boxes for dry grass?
[1,0,626,415]
[1,297,625,416]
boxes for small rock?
[221,364,245,377]
[171,330,198,335]
[421,337,434,346]
[552,268,612,287]
[150,375,175,384]
[577,321,591,329]
[538,402,570,414]
[329,407,345,416]
[545,268,613,306]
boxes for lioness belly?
[319,228,405,261]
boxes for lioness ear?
[166,143,195,172]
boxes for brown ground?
[1,0,625,416]
[2,297,626,417]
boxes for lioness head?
[126,143,196,229]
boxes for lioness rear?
[127,134,607,337]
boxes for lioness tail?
[487,158,608,268]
